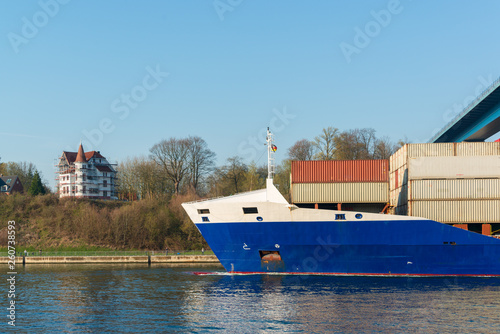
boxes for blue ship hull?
[197,219,500,276]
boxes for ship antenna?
[266,127,276,180]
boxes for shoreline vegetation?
[0,193,207,252]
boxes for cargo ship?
[182,130,500,276]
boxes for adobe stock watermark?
[284,235,340,284]
[442,74,494,123]
[339,0,408,64]
[68,64,169,152]
[7,0,71,54]
[6,220,17,327]
[237,107,296,161]
[213,0,244,21]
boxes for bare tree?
[186,136,216,194]
[117,156,170,200]
[150,138,190,195]
[288,139,314,161]
[274,159,291,201]
[313,127,338,160]
[334,128,377,160]
[2,161,39,192]
[117,158,136,199]
[396,136,410,149]
[334,130,360,160]
[243,162,266,191]
[219,156,247,194]
[373,136,397,159]
[356,128,376,159]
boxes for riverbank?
[3,255,219,264]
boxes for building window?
[83,175,86,181]
[103,180,107,187]
[103,191,107,197]
[83,186,86,194]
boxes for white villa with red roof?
[57,144,117,199]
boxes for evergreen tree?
[28,171,46,196]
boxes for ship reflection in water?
[18,264,500,333]
[184,272,500,333]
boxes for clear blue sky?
[1,0,500,190]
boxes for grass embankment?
[0,193,206,252]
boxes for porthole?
[355,213,363,219]
[256,216,263,221]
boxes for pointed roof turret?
[75,143,87,163]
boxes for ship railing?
[184,196,226,204]
[184,188,264,204]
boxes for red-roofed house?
[56,144,117,199]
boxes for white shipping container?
[410,179,500,201]
[390,144,407,171]
[407,143,454,158]
[390,166,409,190]
[408,155,500,179]
[390,187,397,206]
[291,182,389,204]
[390,171,394,190]
[390,184,408,207]
[409,200,500,223]
[456,142,500,156]
[391,142,500,171]
[400,166,408,187]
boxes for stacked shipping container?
[291,160,389,211]
[389,142,500,233]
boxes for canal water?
[8,264,500,333]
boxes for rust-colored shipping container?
[291,160,389,183]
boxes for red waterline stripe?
[228,272,500,277]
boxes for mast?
[266,127,276,181]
